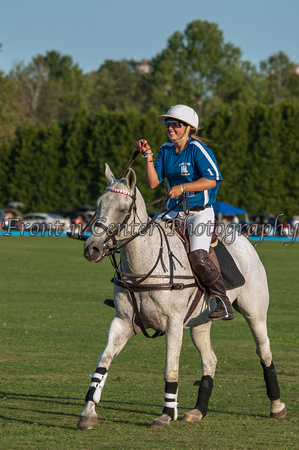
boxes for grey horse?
[78,164,286,430]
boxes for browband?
[105,187,134,198]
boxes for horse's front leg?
[78,316,136,430]
[183,321,216,423]
[151,319,183,429]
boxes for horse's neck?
[134,188,149,223]
[116,188,156,273]
[120,226,159,274]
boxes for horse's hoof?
[151,413,171,429]
[183,409,203,422]
[270,405,287,419]
[77,414,98,430]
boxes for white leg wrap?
[164,392,178,421]
[89,372,108,404]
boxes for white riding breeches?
[158,207,215,253]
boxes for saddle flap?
[213,240,245,290]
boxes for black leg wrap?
[95,367,107,375]
[85,387,96,403]
[162,381,178,420]
[163,406,175,419]
[261,361,280,401]
[195,375,213,417]
[165,381,178,394]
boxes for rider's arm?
[135,140,160,189]
[167,178,216,198]
[145,156,159,189]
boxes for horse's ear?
[105,163,115,185]
[126,168,136,191]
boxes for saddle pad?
[214,240,245,291]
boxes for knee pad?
[189,249,219,286]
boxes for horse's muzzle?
[84,243,104,263]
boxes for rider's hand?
[135,139,152,155]
[167,185,183,199]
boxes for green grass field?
[0,237,298,449]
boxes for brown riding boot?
[207,276,234,320]
[189,249,234,321]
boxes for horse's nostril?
[91,246,99,253]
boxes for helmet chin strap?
[170,126,190,144]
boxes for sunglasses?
[165,120,184,129]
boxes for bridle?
[93,186,192,258]
[92,186,138,258]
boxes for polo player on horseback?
[136,104,234,320]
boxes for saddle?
[169,220,245,291]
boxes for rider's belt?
[190,205,212,211]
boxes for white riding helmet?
[158,104,199,128]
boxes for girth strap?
[128,286,164,339]
[113,277,197,292]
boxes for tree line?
[1,102,298,219]
[0,19,298,219]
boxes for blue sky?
[0,0,298,74]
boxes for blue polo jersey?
[154,137,222,211]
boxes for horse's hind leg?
[78,316,136,430]
[241,309,287,419]
[183,321,217,423]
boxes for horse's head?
[84,163,145,262]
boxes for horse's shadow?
[0,390,80,406]
[0,391,267,430]
[0,413,75,430]
[101,399,267,419]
